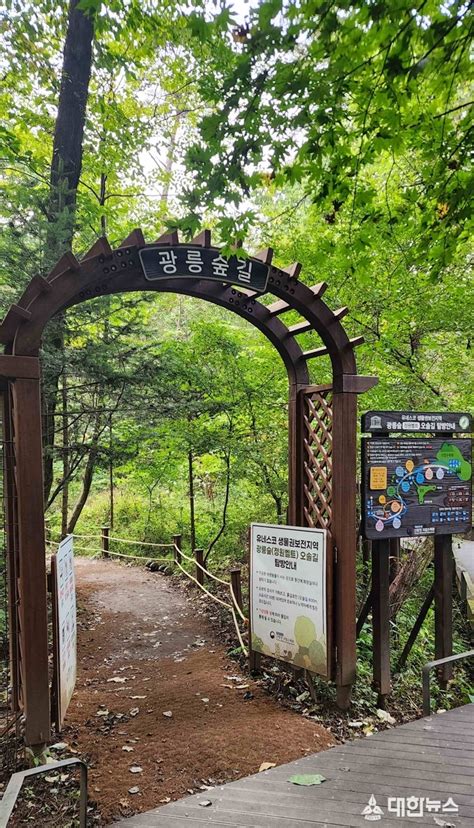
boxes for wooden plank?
[11,378,50,746]
[114,705,474,827]
[0,355,40,379]
[331,391,357,702]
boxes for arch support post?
[332,390,357,708]
[11,375,50,746]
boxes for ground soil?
[61,558,335,825]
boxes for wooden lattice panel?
[303,390,333,530]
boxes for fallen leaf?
[129,766,143,774]
[130,695,146,700]
[259,762,276,772]
[96,708,109,716]
[128,786,140,795]
[288,774,326,786]
[122,746,134,752]
[159,797,171,803]
[236,684,249,690]
[45,776,59,783]
[51,742,68,750]
[434,819,456,828]
[129,707,139,717]
[108,677,127,683]
[348,721,364,728]
[162,710,173,718]
[201,698,209,703]
[199,800,212,807]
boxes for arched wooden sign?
[0,228,377,745]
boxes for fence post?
[101,526,110,558]
[195,548,204,585]
[173,534,182,564]
[230,567,243,611]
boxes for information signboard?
[362,437,472,539]
[52,534,77,729]
[139,246,269,292]
[250,523,330,677]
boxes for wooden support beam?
[348,335,365,349]
[173,534,182,565]
[332,391,358,707]
[283,262,302,279]
[303,345,329,360]
[341,375,378,394]
[32,274,53,293]
[0,355,40,379]
[119,228,145,248]
[81,236,112,261]
[396,584,434,673]
[195,548,205,585]
[47,250,80,279]
[154,230,179,245]
[372,539,391,707]
[333,306,349,320]
[11,378,50,746]
[288,320,312,334]
[266,298,289,316]
[434,534,453,688]
[254,247,273,264]
[101,526,110,558]
[9,304,32,321]
[191,229,211,247]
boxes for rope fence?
[47,529,248,655]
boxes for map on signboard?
[54,534,77,726]
[250,523,329,677]
[362,438,472,539]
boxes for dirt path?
[64,558,335,824]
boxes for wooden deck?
[113,703,474,827]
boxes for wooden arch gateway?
[0,229,376,746]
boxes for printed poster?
[250,523,328,676]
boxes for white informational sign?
[250,523,329,676]
[54,534,77,726]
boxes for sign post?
[250,523,331,678]
[361,411,472,703]
[51,535,77,730]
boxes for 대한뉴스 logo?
[362,794,384,821]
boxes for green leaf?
[288,774,326,786]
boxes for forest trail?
[64,558,335,824]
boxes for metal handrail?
[0,757,88,828]
[422,650,474,716]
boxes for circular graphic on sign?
[401,481,410,493]
[425,467,434,480]
[416,472,425,484]
[436,467,445,480]
[406,459,414,472]
[393,517,401,529]
[379,495,386,504]
[391,501,401,513]
[387,485,396,496]
[395,466,405,478]
[459,415,470,430]
[375,519,384,532]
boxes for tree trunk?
[67,411,101,535]
[43,0,95,502]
